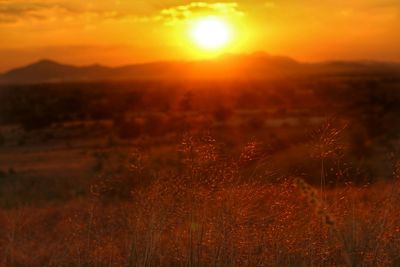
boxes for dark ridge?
[1,54,399,85]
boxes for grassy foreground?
[1,136,400,267]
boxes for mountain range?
[1,53,399,84]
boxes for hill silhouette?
[0,53,399,84]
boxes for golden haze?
[0,1,399,71]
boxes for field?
[1,73,400,266]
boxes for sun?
[190,16,232,50]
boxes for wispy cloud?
[154,2,245,25]
[0,1,245,26]
[0,1,86,25]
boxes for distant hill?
[0,59,114,84]
[1,53,399,84]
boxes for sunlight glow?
[191,17,232,50]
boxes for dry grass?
[1,135,400,266]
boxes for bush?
[213,105,233,122]
[113,116,143,139]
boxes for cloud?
[0,1,132,26]
[156,2,245,25]
[0,1,245,26]
[0,2,82,25]
[0,0,244,25]
[131,2,245,26]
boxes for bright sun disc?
[191,17,232,50]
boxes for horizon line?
[2,52,400,74]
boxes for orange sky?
[0,0,399,71]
